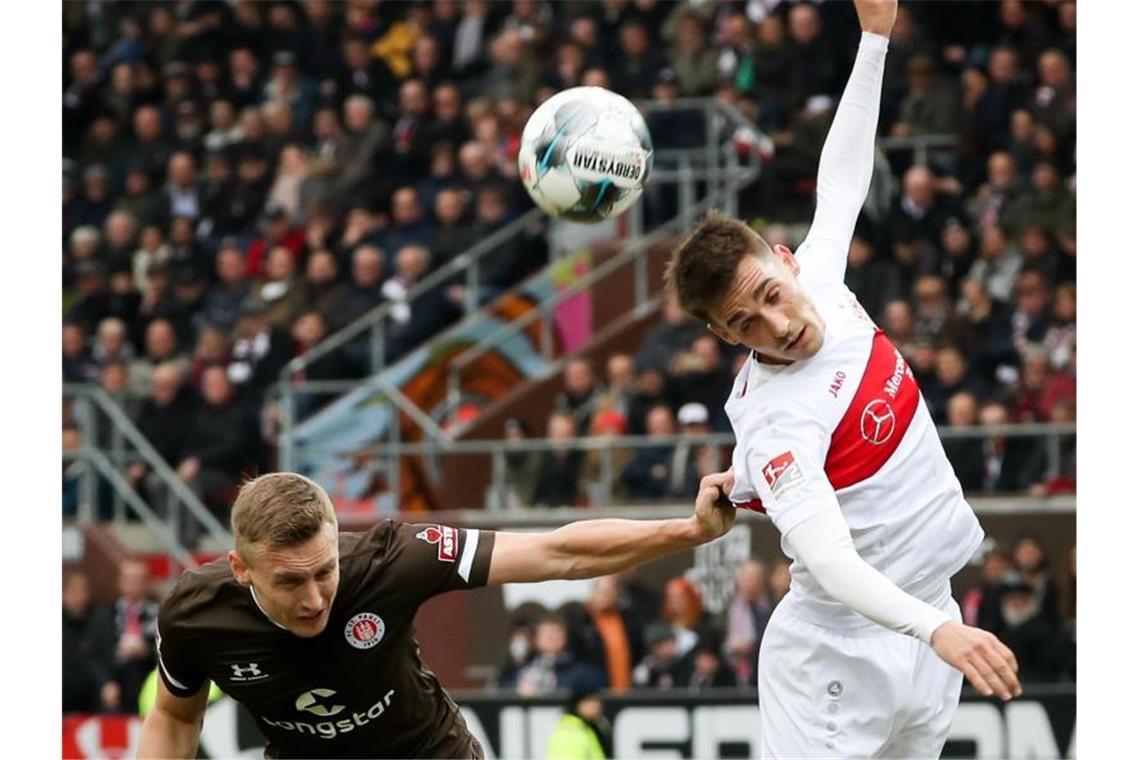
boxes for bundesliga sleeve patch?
[416,525,459,562]
[762,451,804,498]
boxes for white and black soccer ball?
[518,86,653,223]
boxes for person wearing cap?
[264,50,317,127]
[631,622,687,689]
[245,201,306,278]
[546,687,611,760]
[995,572,1064,682]
[667,402,724,500]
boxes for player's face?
[707,246,825,363]
[235,523,341,638]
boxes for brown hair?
[664,210,772,323]
[231,472,337,559]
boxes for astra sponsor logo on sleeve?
[416,525,459,562]
[761,451,804,499]
[260,688,396,740]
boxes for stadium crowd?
[61,1,1077,712]
[63,0,1076,521]
[61,530,1076,714]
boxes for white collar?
[249,586,288,630]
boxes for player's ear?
[773,244,799,276]
[706,322,738,346]
[228,549,252,586]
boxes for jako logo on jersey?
[829,371,846,398]
[762,451,804,498]
[416,525,459,562]
[230,662,268,682]
[344,612,385,650]
[860,399,896,445]
[296,688,345,717]
[262,689,396,740]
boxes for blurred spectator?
[968,151,1023,233]
[667,403,723,500]
[684,640,737,691]
[942,391,985,492]
[890,166,958,279]
[382,188,435,265]
[961,547,1015,634]
[670,13,719,97]
[1009,269,1052,355]
[566,575,639,693]
[632,623,689,689]
[510,615,604,695]
[1043,281,1075,370]
[326,244,385,333]
[92,317,134,366]
[163,152,201,221]
[190,326,231,392]
[431,187,478,269]
[637,292,703,375]
[63,571,112,713]
[626,362,672,438]
[926,346,989,424]
[128,362,193,498]
[384,244,459,360]
[552,359,600,435]
[176,366,255,524]
[304,249,350,322]
[63,322,96,383]
[531,411,584,508]
[496,617,536,689]
[610,20,661,100]
[332,95,392,213]
[227,299,293,405]
[845,236,904,324]
[546,688,611,760]
[1013,534,1061,626]
[669,335,734,432]
[619,404,676,502]
[253,246,311,330]
[501,418,540,510]
[723,560,772,687]
[995,573,1064,682]
[768,559,792,606]
[967,223,1023,303]
[891,54,959,138]
[131,225,171,293]
[128,318,189,395]
[593,353,636,426]
[579,409,633,506]
[660,577,713,659]
[89,558,159,714]
[787,2,842,103]
[978,400,1047,494]
[246,203,307,279]
[289,311,352,416]
[1006,161,1075,244]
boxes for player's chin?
[290,610,330,637]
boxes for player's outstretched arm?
[784,503,1022,701]
[137,678,209,759]
[486,471,735,584]
[801,0,895,273]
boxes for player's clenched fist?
[854,0,897,36]
[692,469,736,541]
[930,621,1022,701]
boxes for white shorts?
[757,590,963,759]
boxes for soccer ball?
[518,86,653,223]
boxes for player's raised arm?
[800,0,896,277]
[137,678,209,759]
[486,471,735,584]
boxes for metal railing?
[877,134,959,167]
[296,423,1076,512]
[64,385,231,546]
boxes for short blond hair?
[231,473,337,559]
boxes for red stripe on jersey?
[735,498,767,514]
[825,330,919,490]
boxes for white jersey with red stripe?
[726,244,984,632]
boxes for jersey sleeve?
[155,589,208,699]
[798,32,889,283]
[386,522,497,603]
[729,404,841,537]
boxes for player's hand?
[691,469,736,541]
[853,0,897,37]
[930,621,1022,701]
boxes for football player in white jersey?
[664,0,1022,756]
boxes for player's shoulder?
[160,556,242,629]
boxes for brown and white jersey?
[156,522,495,758]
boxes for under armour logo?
[296,688,345,717]
[860,400,896,445]
[230,662,265,681]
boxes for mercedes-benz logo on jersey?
[860,399,896,445]
[345,612,385,649]
[295,688,345,717]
